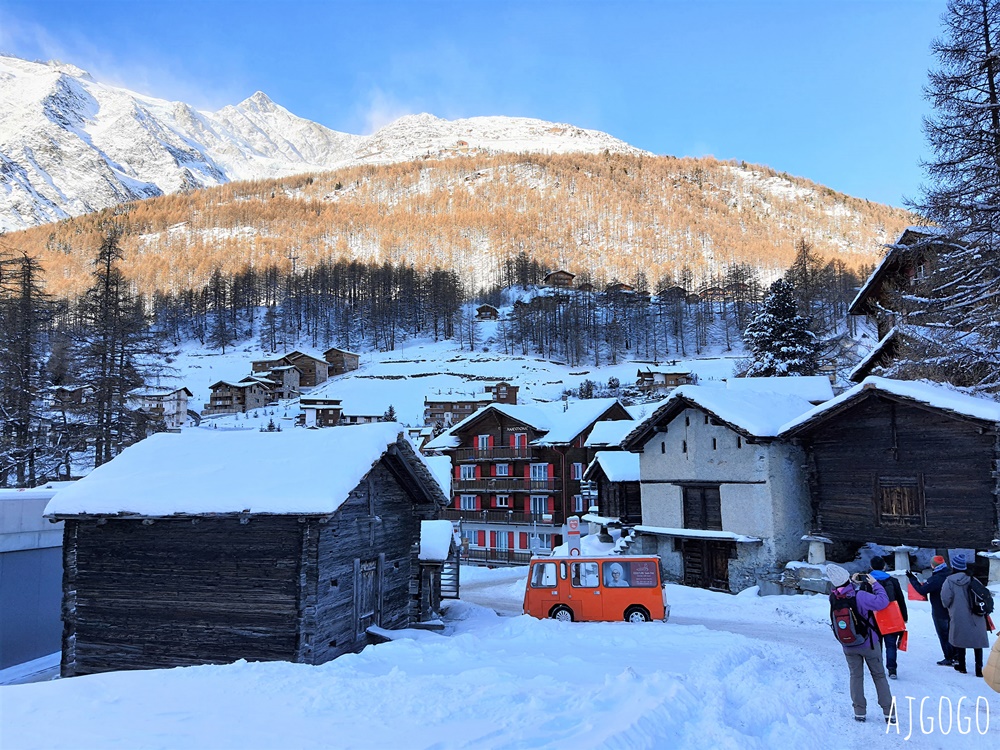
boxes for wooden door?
[680,540,732,592]
[354,555,384,636]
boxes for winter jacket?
[984,638,1000,694]
[907,564,951,619]
[871,570,908,622]
[940,572,990,649]
[833,579,889,651]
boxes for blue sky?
[1,1,945,208]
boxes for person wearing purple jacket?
[827,564,893,723]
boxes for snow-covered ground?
[4,566,996,749]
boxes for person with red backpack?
[869,555,907,679]
[827,563,893,723]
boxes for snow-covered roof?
[323,347,360,357]
[585,451,640,482]
[634,525,762,543]
[45,423,447,517]
[0,481,75,502]
[622,385,815,448]
[636,366,692,376]
[584,419,636,448]
[847,226,946,314]
[422,455,453,498]
[779,376,1000,436]
[128,386,193,398]
[725,376,833,404]
[848,326,899,382]
[418,519,455,561]
[424,398,625,450]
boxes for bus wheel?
[550,605,574,622]
[624,606,650,623]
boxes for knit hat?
[827,564,851,587]
[870,555,886,571]
[931,555,946,566]
[952,553,968,571]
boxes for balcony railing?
[440,508,556,525]
[453,478,559,493]
[452,446,537,462]
[461,548,534,566]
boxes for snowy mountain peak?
[0,54,647,232]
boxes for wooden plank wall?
[806,396,998,549]
[62,517,303,676]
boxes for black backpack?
[969,578,995,617]
[830,591,875,646]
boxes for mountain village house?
[45,424,451,676]
[542,269,575,288]
[622,378,830,593]
[635,366,697,394]
[424,398,632,564]
[583,451,642,526]
[253,351,329,388]
[126,386,194,430]
[323,347,361,376]
[423,382,519,428]
[299,396,343,427]
[203,379,272,415]
[475,304,500,321]
[780,377,1000,582]
[45,385,93,411]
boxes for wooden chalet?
[780,377,1000,567]
[583,451,642,525]
[203,380,271,415]
[45,424,451,676]
[47,385,93,411]
[606,282,635,294]
[543,269,575,288]
[622,383,818,593]
[475,304,500,321]
[323,347,361,377]
[423,398,632,564]
[423,382,519,428]
[635,366,696,394]
[657,286,688,302]
[848,227,947,339]
[254,351,329,388]
[576,282,596,292]
[299,396,343,427]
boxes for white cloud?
[358,87,417,134]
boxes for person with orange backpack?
[827,564,893,723]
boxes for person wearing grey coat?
[940,554,990,676]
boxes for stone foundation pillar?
[802,535,832,565]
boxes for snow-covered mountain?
[0,55,647,231]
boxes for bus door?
[568,560,603,620]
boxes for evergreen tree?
[0,247,56,486]
[76,220,168,467]
[907,0,1000,390]
[382,404,397,422]
[742,279,819,377]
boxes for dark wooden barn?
[583,451,642,525]
[45,424,449,677]
[780,377,1000,560]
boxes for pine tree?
[742,279,819,377]
[382,404,397,422]
[903,0,1000,391]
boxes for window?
[496,533,509,551]
[495,495,510,508]
[704,415,709,424]
[460,495,477,510]
[737,436,742,449]
[683,485,722,530]
[529,533,553,550]
[514,433,527,447]
[682,440,687,454]
[495,463,509,477]
[685,415,690,427]
[571,462,584,480]
[603,559,659,588]
[460,465,476,480]
[712,438,717,450]
[574,494,584,513]
[661,441,666,454]
[876,476,925,527]
[530,495,548,516]
[477,434,490,449]
[571,561,600,587]
[530,562,557,587]
[530,463,549,481]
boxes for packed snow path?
[2,567,997,749]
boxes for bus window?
[571,561,600,588]
[530,562,557,588]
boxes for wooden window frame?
[874,475,926,528]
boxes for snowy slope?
[0,55,647,231]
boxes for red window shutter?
[548,498,555,513]
[490,495,496,507]
[454,496,460,508]
[508,532,514,549]
[490,531,496,548]
[475,495,481,511]
[524,497,531,514]
[454,465,460,480]
[490,464,496,477]
[477,530,486,546]
[524,465,530,479]
[510,434,516,448]
[475,465,481,479]
[519,532,528,549]
[488,435,494,448]
[547,464,554,479]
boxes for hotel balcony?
[439,508,556,525]
[453,478,559,493]
[451,446,538,462]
